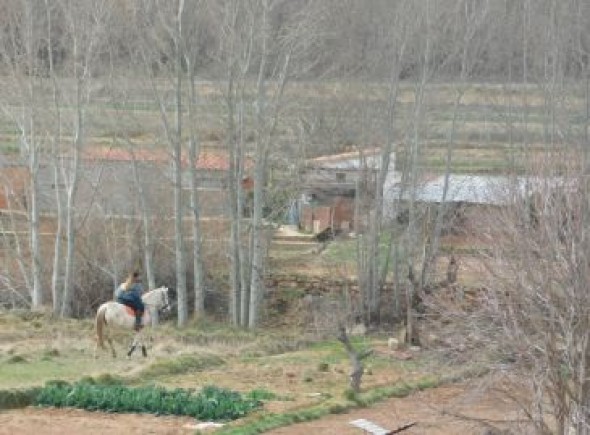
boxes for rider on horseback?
[115,271,145,331]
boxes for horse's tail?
[96,304,107,349]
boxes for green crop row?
[0,387,41,410]
[35,382,261,421]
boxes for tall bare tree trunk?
[24,0,42,309]
[421,1,490,288]
[187,63,205,319]
[403,0,434,344]
[219,0,256,327]
[247,0,270,329]
[128,152,155,291]
[46,0,64,315]
[226,75,242,325]
[173,1,188,326]
[365,23,407,324]
[1,0,46,309]
[60,75,82,317]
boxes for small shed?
[299,148,398,234]
[385,174,519,235]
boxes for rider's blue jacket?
[115,283,144,311]
[115,282,143,298]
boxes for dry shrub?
[424,151,590,433]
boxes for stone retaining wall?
[264,274,395,296]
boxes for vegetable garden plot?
[35,382,262,421]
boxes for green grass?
[308,336,370,352]
[322,235,405,271]
[137,354,225,378]
[322,238,357,263]
[0,312,316,390]
[0,355,104,388]
[216,376,443,435]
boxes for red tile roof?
[83,147,234,171]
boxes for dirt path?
[0,408,196,435]
[268,382,526,435]
[0,381,529,435]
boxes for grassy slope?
[0,311,469,427]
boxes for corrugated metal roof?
[389,174,574,206]
[416,175,511,204]
[388,175,513,205]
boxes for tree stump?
[337,326,372,392]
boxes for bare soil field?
[0,379,526,435]
[0,408,195,435]
[269,382,524,435]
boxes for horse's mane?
[145,285,167,294]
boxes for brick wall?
[0,166,28,210]
[301,205,332,233]
[300,197,355,233]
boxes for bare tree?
[0,0,47,309]
[217,0,321,327]
[419,3,590,433]
[462,156,589,433]
[337,326,372,393]
[355,0,412,325]
[215,0,250,326]
[45,0,66,315]
[59,0,112,317]
[478,2,590,431]
[128,0,211,325]
[180,0,206,320]
[129,150,157,292]
[129,0,190,326]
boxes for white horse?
[94,286,171,358]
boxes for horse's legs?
[107,336,116,358]
[141,331,152,357]
[103,327,116,358]
[137,330,148,357]
[94,330,116,358]
[127,331,148,358]
[127,334,139,358]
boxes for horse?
[94,286,171,358]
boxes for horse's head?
[143,286,172,313]
[158,286,172,313]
